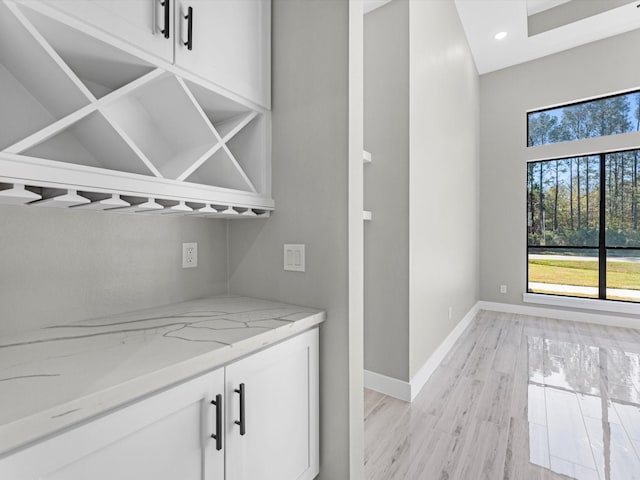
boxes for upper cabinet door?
[34,0,174,63]
[175,0,271,109]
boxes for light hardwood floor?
[364,310,640,480]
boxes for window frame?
[526,147,640,305]
[526,88,640,148]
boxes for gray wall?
[408,0,480,378]
[479,29,640,310]
[364,0,410,381]
[227,1,357,478]
[363,0,480,382]
[0,205,228,336]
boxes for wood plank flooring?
[364,310,640,480]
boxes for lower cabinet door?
[0,368,225,480]
[225,328,319,480]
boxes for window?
[527,90,640,147]
[527,150,640,303]
[527,89,640,306]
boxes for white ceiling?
[454,0,640,74]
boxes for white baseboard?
[363,370,411,402]
[408,302,480,401]
[364,302,481,402]
[478,300,640,330]
[364,299,639,403]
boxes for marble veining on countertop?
[0,295,325,457]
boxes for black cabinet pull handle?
[234,383,246,435]
[210,394,223,451]
[184,6,193,51]
[160,0,170,39]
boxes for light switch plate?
[284,244,305,272]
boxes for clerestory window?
[527,90,640,147]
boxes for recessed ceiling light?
[494,31,508,40]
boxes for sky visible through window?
[528,90,640,147]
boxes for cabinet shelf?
[23,111,156,177]
[19,4,156,100]
[215,112,257,140]
[226,114,268,194]
[101,74,220,180]
[185,147,255,192]
[184,80,255,137]
[0,0,273,217]
[0,2,90,150]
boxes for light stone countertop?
[0,295,325,457]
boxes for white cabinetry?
[0,368,225,480]
[36,0,271,108]
[0,0,272,216]
[33,0,174,63]
[175,0,270,109]
[226,327,319,480]
[0,328,319,480]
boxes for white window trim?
[526,94,640,317]
[523,292,640,315]
[525,131,640,163]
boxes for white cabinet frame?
[0,0,273,216]
[0,328,319,480]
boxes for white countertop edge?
[0,311,325,458]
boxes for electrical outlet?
[448,306,453,320]
[182,242,197,268]
[500,284,507,294]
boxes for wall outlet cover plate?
[284,244,305,272]
[183,242,198,268]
